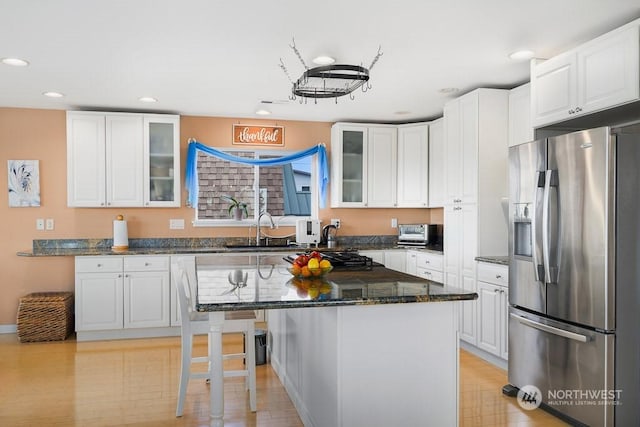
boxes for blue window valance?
[184,141,329,209]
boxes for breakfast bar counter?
[191,254,476,427]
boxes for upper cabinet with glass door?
[67,111,180,208]
[330,123,397,208]
[331,124,367,207]
[144,115,180,207]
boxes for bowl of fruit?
[287,251,333,278]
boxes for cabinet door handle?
[496,274,502,279]
[425,260,430,264]
[96,263,102,268]
[145,262,150,266]
[568,109,575,114]
[575,106,582,112]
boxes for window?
[194,149,316,225]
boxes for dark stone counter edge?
[18,238,444,257]
[475,256,509,266]
[196,292,478,312]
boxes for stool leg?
[176,331,193,417]
[246,321,257,412]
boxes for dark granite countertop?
[194,254,475,312]
[475,256,509,266]
[18,238,444,257]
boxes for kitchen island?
[192,254,476,427]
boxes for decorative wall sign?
[8,160,40,207]
[233,124,284,146]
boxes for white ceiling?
[1,0,639,123]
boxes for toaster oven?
[397,224,439,247]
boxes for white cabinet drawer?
[124,255,170,271]
[416,252,443,272]
[76,256,123,273]
[416,268,444,284]
[477,262,508,287]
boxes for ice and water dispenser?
[513,202,532,258]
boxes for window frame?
[191,148,318,228]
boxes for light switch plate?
[331,218,341,228]
[36,219,45,230]
[46,218,54,230]
[391,218,398,228]
[170,219,185,230]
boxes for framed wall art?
[8,160,40,207]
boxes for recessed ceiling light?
[394,111,411,115]
[255,108,271,116]
[2,57,29,67]
[438,87,459,94]
[509,50,535,60]
[312,55,336,66]
[138,96,158,103]
[42,91,65,98]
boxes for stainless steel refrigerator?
[507,125,640,426]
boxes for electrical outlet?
[36,219,45,230]
[170,219,185,230]
[331,218,341,228]
[46,218,54,230]
[391,218,398,228]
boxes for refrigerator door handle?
[542,170,556,284]
[532,171,544,282]
[511,313,590,343]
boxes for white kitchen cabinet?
[106,114,145,206]
[443,88,508,346]
[384,250,406,273]
[123,256,171,329]
[144,115,181,207]
[358,250,385,265]
[508,83,534,147]
[406,251,418,276]
[444,204,478,344]
[75,257,124,331]
[331,123,397,208]
[444,94,478,205]
[415,251,444,283]
[397,124,429,207]
[531,23,639,128]
[428,118,445,207]
[75,255,171,340]
[67,111,180,207]
[476,262,509,360]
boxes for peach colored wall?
[0,108,441,325]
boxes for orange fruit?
[301,266,311,278]
[319,259,331,269]
[291,265,301,276]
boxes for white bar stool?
[173,262,257,417]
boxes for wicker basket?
[17,292,74,343]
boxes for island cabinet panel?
[269,302,460,427]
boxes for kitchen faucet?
[256,211,275,246]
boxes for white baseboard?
[0,324,17,334]
[460,340,508,371]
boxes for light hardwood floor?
[0,332,568,426]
